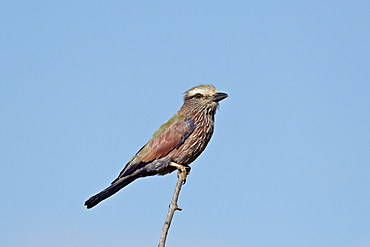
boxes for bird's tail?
[84,175,138,209]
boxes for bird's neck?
[178,103,216,127]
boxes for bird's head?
[183,85,228,114]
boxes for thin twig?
[158,167,188,247]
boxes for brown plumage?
[84,85,228,209]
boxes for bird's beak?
[213,92,228,102]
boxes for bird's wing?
[114,114,196,180]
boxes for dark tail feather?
[84,175,138,209]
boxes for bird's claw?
[169,162,190,184]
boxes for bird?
[84,84,228,209]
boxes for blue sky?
[1,1,369,247]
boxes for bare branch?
[158,165,188,247]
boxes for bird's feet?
[169,162,190,184]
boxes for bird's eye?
[194,93,202,99]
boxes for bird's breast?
[168,116,215,165]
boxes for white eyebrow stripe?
[185,85,218,98]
